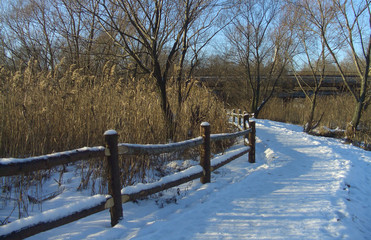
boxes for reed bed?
[0,60,230,158]
[0,60,232,221]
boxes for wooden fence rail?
[0,147,105,177]
[0,111,254,240]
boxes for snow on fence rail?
[0,111,255,240]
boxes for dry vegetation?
[221,72,369,147]
[0,60,234,221]
[0,59,230,158]
[258,96,371,146]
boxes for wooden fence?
[0,111,255,240]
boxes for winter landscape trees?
[225,0,297,118]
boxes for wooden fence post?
[243,114,249,130]
[104,130,123,226]
[238,109,242,126]
[200,122,211,184]
[248,122,256,163]
[243,114,249,146]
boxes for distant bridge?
[195,73,361,99]
[286,73,360,89]
[279,74,360,99]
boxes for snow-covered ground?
[1,119,371,239]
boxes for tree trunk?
[347,100,363,139]
[346,52,369,139]
[154,74,174,141]
[304,94,317,133]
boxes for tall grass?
[0,60,230,158]
[0,60,232,221]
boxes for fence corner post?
[104,130,123,226]
[248,122,256,163]
[200,122,211,184]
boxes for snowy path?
[26,120,371,240]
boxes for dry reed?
[0,60,230,158]
[0,60,232,221]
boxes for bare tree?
[174,0,234,108]
[0,20,9,68]
[226,0,297,117]
[83,0,225,139]
[52,0,106,72]
[290,0,336,132]
[1,0,58,71]
[53,0,84,67]
[322,0,370,137]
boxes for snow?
[104,130,118,135]
[0,146,105,165]
[201,122,210,127]
[121,165,203,195]
[0,195,108,236]
[1,119,370,239]
[118,137,203,154]
[211,147,250,167]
